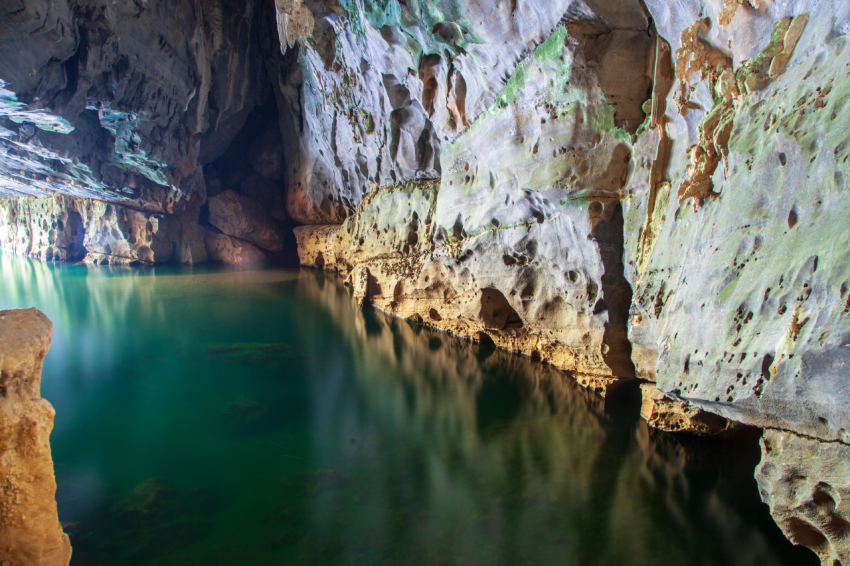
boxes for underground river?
[0,251,816,566]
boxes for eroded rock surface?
[270,0,648,224]
[0,308,71,566]
[756,430,850,565]
[0,196,207,265]
[204,231,266,266]
[625,1,850,443]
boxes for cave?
[0,0,843,564]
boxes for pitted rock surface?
[756,430,850,566]
[624,0,850,443]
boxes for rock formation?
[0,308,71,566]
[756,430,850,565]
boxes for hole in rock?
[785,518,828,550]
[479,288,524,330]
[761,354,774,380]
[788,207,799,229]
[476,331,495,348]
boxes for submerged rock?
[204,342,300,367]
[0,308,71,566]
[70,477,218,565]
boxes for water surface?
[0,252,815,566]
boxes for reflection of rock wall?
[756,430,850,566]
[0,308,71,566]
[295,270,801,565]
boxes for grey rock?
[626,0,850,443]
[239,175,287,222]
[208,190,284,252]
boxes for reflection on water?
[0,253,815,566]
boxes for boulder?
[204,231,266,265]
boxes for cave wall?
[0,0,272,207]
[623,0,850,444]
[294,7,657,394]
[268,0,649,224]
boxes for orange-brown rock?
[0,308,71,566]
[294,178,630,395]
[639,384,741,436]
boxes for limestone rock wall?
[624,1,850,443]
[270,0,649,224]
[0,0,271,208]
[0,196,207,265]
[294,6,659,393]
[0,308,71,566]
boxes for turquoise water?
[0,252,816,566]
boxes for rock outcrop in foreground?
[0,308,71,566]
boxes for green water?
[0,252,815,566]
